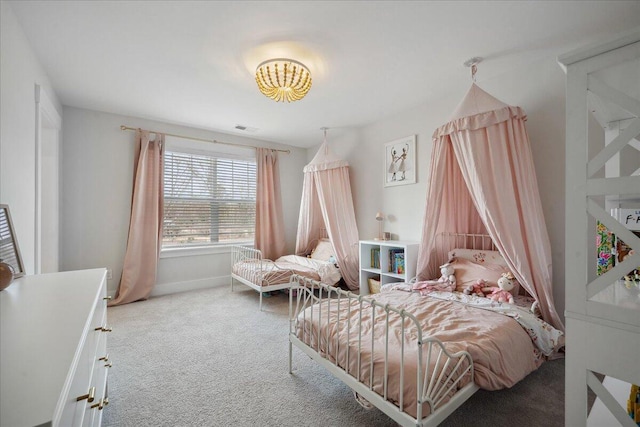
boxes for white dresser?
[0,268,111,427]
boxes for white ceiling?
[9,1,640,148]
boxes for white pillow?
[310,239,334,262]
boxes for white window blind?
[163,150,256,247]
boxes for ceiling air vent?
[234,125,258,133]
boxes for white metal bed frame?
[230,230,331,310]
[288,274,478,427]
[230,245,295,310]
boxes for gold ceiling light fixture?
[255,58,312,102]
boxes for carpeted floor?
[102,285,565,427]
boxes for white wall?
[0,2,62,274]
[317,55,568,320]
[61,107,307,297]
[2,0,569,316]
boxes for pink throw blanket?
[296,290,545,419]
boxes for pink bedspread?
[232,258,321,286]
[233,255,341,287]
[296,290,543,419]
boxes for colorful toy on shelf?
[627,384,639,425]
[623,268,640,290]
[597,221,615,276]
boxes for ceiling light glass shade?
[255,58,312,102]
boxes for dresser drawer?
[83,331,110,427]
[58,274,109,427]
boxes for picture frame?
[384,135,416,187]
[0,204,25,278]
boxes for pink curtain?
[110,130,164,306]
[417,85,564,331]
[255,148,286,260]
[296,142,360,290]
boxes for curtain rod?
[119,125,290,154]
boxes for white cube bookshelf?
[359,240,419,295]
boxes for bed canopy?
[416,83,564,331]
[295,136,360,290]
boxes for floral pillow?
[448,248,508,267]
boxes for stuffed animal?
[413,263,456,295]
[463,279,486,297]
[482,272,516,304]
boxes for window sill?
[160,243,252,259]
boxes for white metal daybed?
[231,240,341,310]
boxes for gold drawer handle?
[77,386,95,402]
[103,296,112,301]
[91,398,105,410]
[94,326,112,332]
[99,354,109,362]
[104,362,113,368]
[103,397,109,406]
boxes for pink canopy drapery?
[416,84,564,331]
[295,142,360,290]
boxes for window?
[162,149,256,248]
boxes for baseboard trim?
[107,275,230,299]
[150,275,230,297]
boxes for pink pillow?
[451,257,509,293]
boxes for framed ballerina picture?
[384,135,416,187]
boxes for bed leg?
[289,339,293,374]
[259,292,263,311]
[231,276,234,292]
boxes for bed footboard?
[288,274,478,427]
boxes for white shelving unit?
[558,29,640,427]
[359,240,419,295]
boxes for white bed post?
[563,57,590,427]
